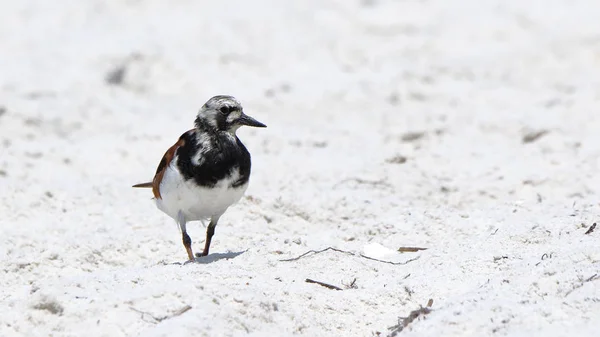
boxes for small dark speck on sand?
[386,155,407,164]
[33,298,64,315]
[401,131,426,142]
[522,129,549,143]
[105,65,126,85]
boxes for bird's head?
[195,95,266,134]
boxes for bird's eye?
[220,106,230,114]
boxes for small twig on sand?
[398,247,428,253]
[280,247,353,262]
[333,177,393,189]
[585,223,596,235]
[343,277,358,289]
[281,247,421,265]
[359,254,420,265]
[131,305,192,324]
[388,299,434,336]
[305,278,343,291]
[565,274,599,297]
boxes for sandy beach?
[1,1,599,336]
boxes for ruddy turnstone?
[133,95,266,261]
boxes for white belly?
[155,163,248,222]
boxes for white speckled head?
[195,95,266,134]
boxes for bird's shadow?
[191,250,246,264]
[165,250,246,266]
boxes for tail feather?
[132,182,153,188]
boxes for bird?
[132,95,266,261]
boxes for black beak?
[238,113,266,128]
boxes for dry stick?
[359,254,420,265]
[333,177,393,189]
[585,223,596,235]
[280,247,352,262]
[388,299,434,336]
[565,274,599,297]
[281,246,421,265]
[305,278,343,291]
[130,308,156,324]
[343,277,358,289]
[131,305,192,324]
[398,247,428,253]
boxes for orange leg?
[177,211,194,261]
[200,218,218,256]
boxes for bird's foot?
[183,259,197,265]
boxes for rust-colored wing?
[132,132,188,199]
[149,137,186,199]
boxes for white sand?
[1,1,599,336]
